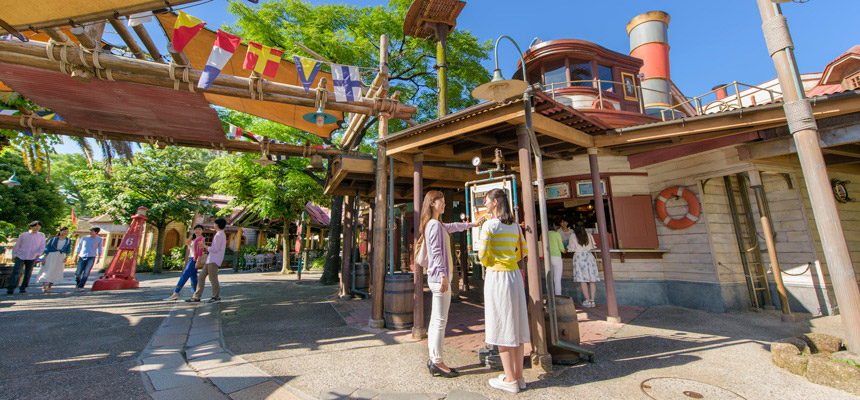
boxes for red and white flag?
[198,30,242,90]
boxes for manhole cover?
[641,377,747,400]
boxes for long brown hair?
[486,188,514,225]
[418,190,444,243]
[573,223,589,246]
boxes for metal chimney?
[627,11,672,115]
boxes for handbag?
[194,252,208,269]
[414,237,428,270]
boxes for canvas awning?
[156,13,343,138]
[0,0,198,31]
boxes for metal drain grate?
[640,377,747,400]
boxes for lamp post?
[0,164,21,188]
[472,35,595,369]
[756,0,860,353]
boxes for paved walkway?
[3,269,857,399]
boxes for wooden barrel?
[353,263,370,295]
[545,295,582,364]
[0,265,12,289]
[383,273,414,330]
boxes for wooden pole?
[458,199,469,293]
[412,152,426,339]
[588,147,620,323]
[750,172,795,322]
[757,0,860,352]
[131,24,164,63]
[370,34,390,329]
[69,26,98,50]
[516,123,551,369]
[0,40,417,118]
[108,18,146,60]
[434,23,449,117]
[341,195,355,299]
[444,189,460,301]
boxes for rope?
[717,262,768,279]
[761,15,794,57]
[779,262,812,276]
[783,99,817,134]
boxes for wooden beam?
[131,24,164,63]
[597,95,860,147]
[0,39,416,118]
[628,131,764,169]
[510,112,595,148]
[740,122,860,160]
[385,105,521,155]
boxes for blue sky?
[55,0,860,154]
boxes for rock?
[832,350,860,366]
[781,354,810,376]
[801,333,843,355]
[806,355,860,396]
[771,338,806,356]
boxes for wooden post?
[588,148,620,323]
[370,34,389,329]
[516,124,551,370]
[750,172,794,322]
[341,195,355,299]
[458,199,469,293]
[757,0,860,352]
[444,189,460,301]
[434,23,449,117]
[412,153,426,339]
[131,24,164,63]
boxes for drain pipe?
[523,88,596,362]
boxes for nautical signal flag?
[294,56,322,94]
[243,42,283,78]
[198,30,242,90]
[227,124,247,140]
[332,64,363,102]
[172,11,206,53]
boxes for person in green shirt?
[542,222,566,296]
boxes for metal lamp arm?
[493,35,528,83]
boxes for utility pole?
[756,0,860,353]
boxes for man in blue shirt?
[74,227,103,291]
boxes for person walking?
[545,223,566,296]
[570,223,599,308]
[164,225,205,301]
[37,226,72,293]
[418,190,481,378]
[73,227,103,291]
[188,218,226,303]
[477,189,530,393]
[7,221,46,295]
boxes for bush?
[309,256,325,270]
[163,246,186,271]
[136,251,156,273]
[264,237,279,252]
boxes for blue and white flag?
[331,64,362,102]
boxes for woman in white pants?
[419,190,480,378]
[545,223,566,296]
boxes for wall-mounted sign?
[575,179,607,197]
[545,182,571,200]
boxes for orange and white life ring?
[655,186,701,229]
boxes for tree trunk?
[280,220,291,274]
[320,195,343,285]
[153,223,167,274]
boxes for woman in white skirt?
[569,224,599,307]
[37,227,72,293]
[477,189,530,393]
[418,190,481,378]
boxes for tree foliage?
[0,152,64,233]
[51,154,102,216]
[76,147,214,273]
[226,0,492,148]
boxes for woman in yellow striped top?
[477,188,530,393]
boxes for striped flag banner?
[198,30,242,90]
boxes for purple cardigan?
[425,220,472,284]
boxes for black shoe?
[206,297,220,303]
[19,289,25,294]
[427,360,460,378]
[6,290,12,295]
[185,298,201,302]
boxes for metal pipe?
[388,156,395,275]
[757,0,860,352]
[412,153,426,339]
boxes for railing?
[658,82,782,122]
[539,79,782,122]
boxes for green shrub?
[163,246,186,271]
[309,256,325,270]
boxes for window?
[597,64,614,92]
[847,72,860,90]
[526,68,541,85]
[543,58,567,90]
[569,59,593,87]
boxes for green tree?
[206,153,326,274]
[76,147,214,273]
[52,153,101,216]
[0,152,64,233]
[224,0,491,285]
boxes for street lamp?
[0,164,20,188]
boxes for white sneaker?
[163,293,179,301]
[498,374,526,390]
[489,377,520,393]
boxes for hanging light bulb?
[303,106,337,127]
